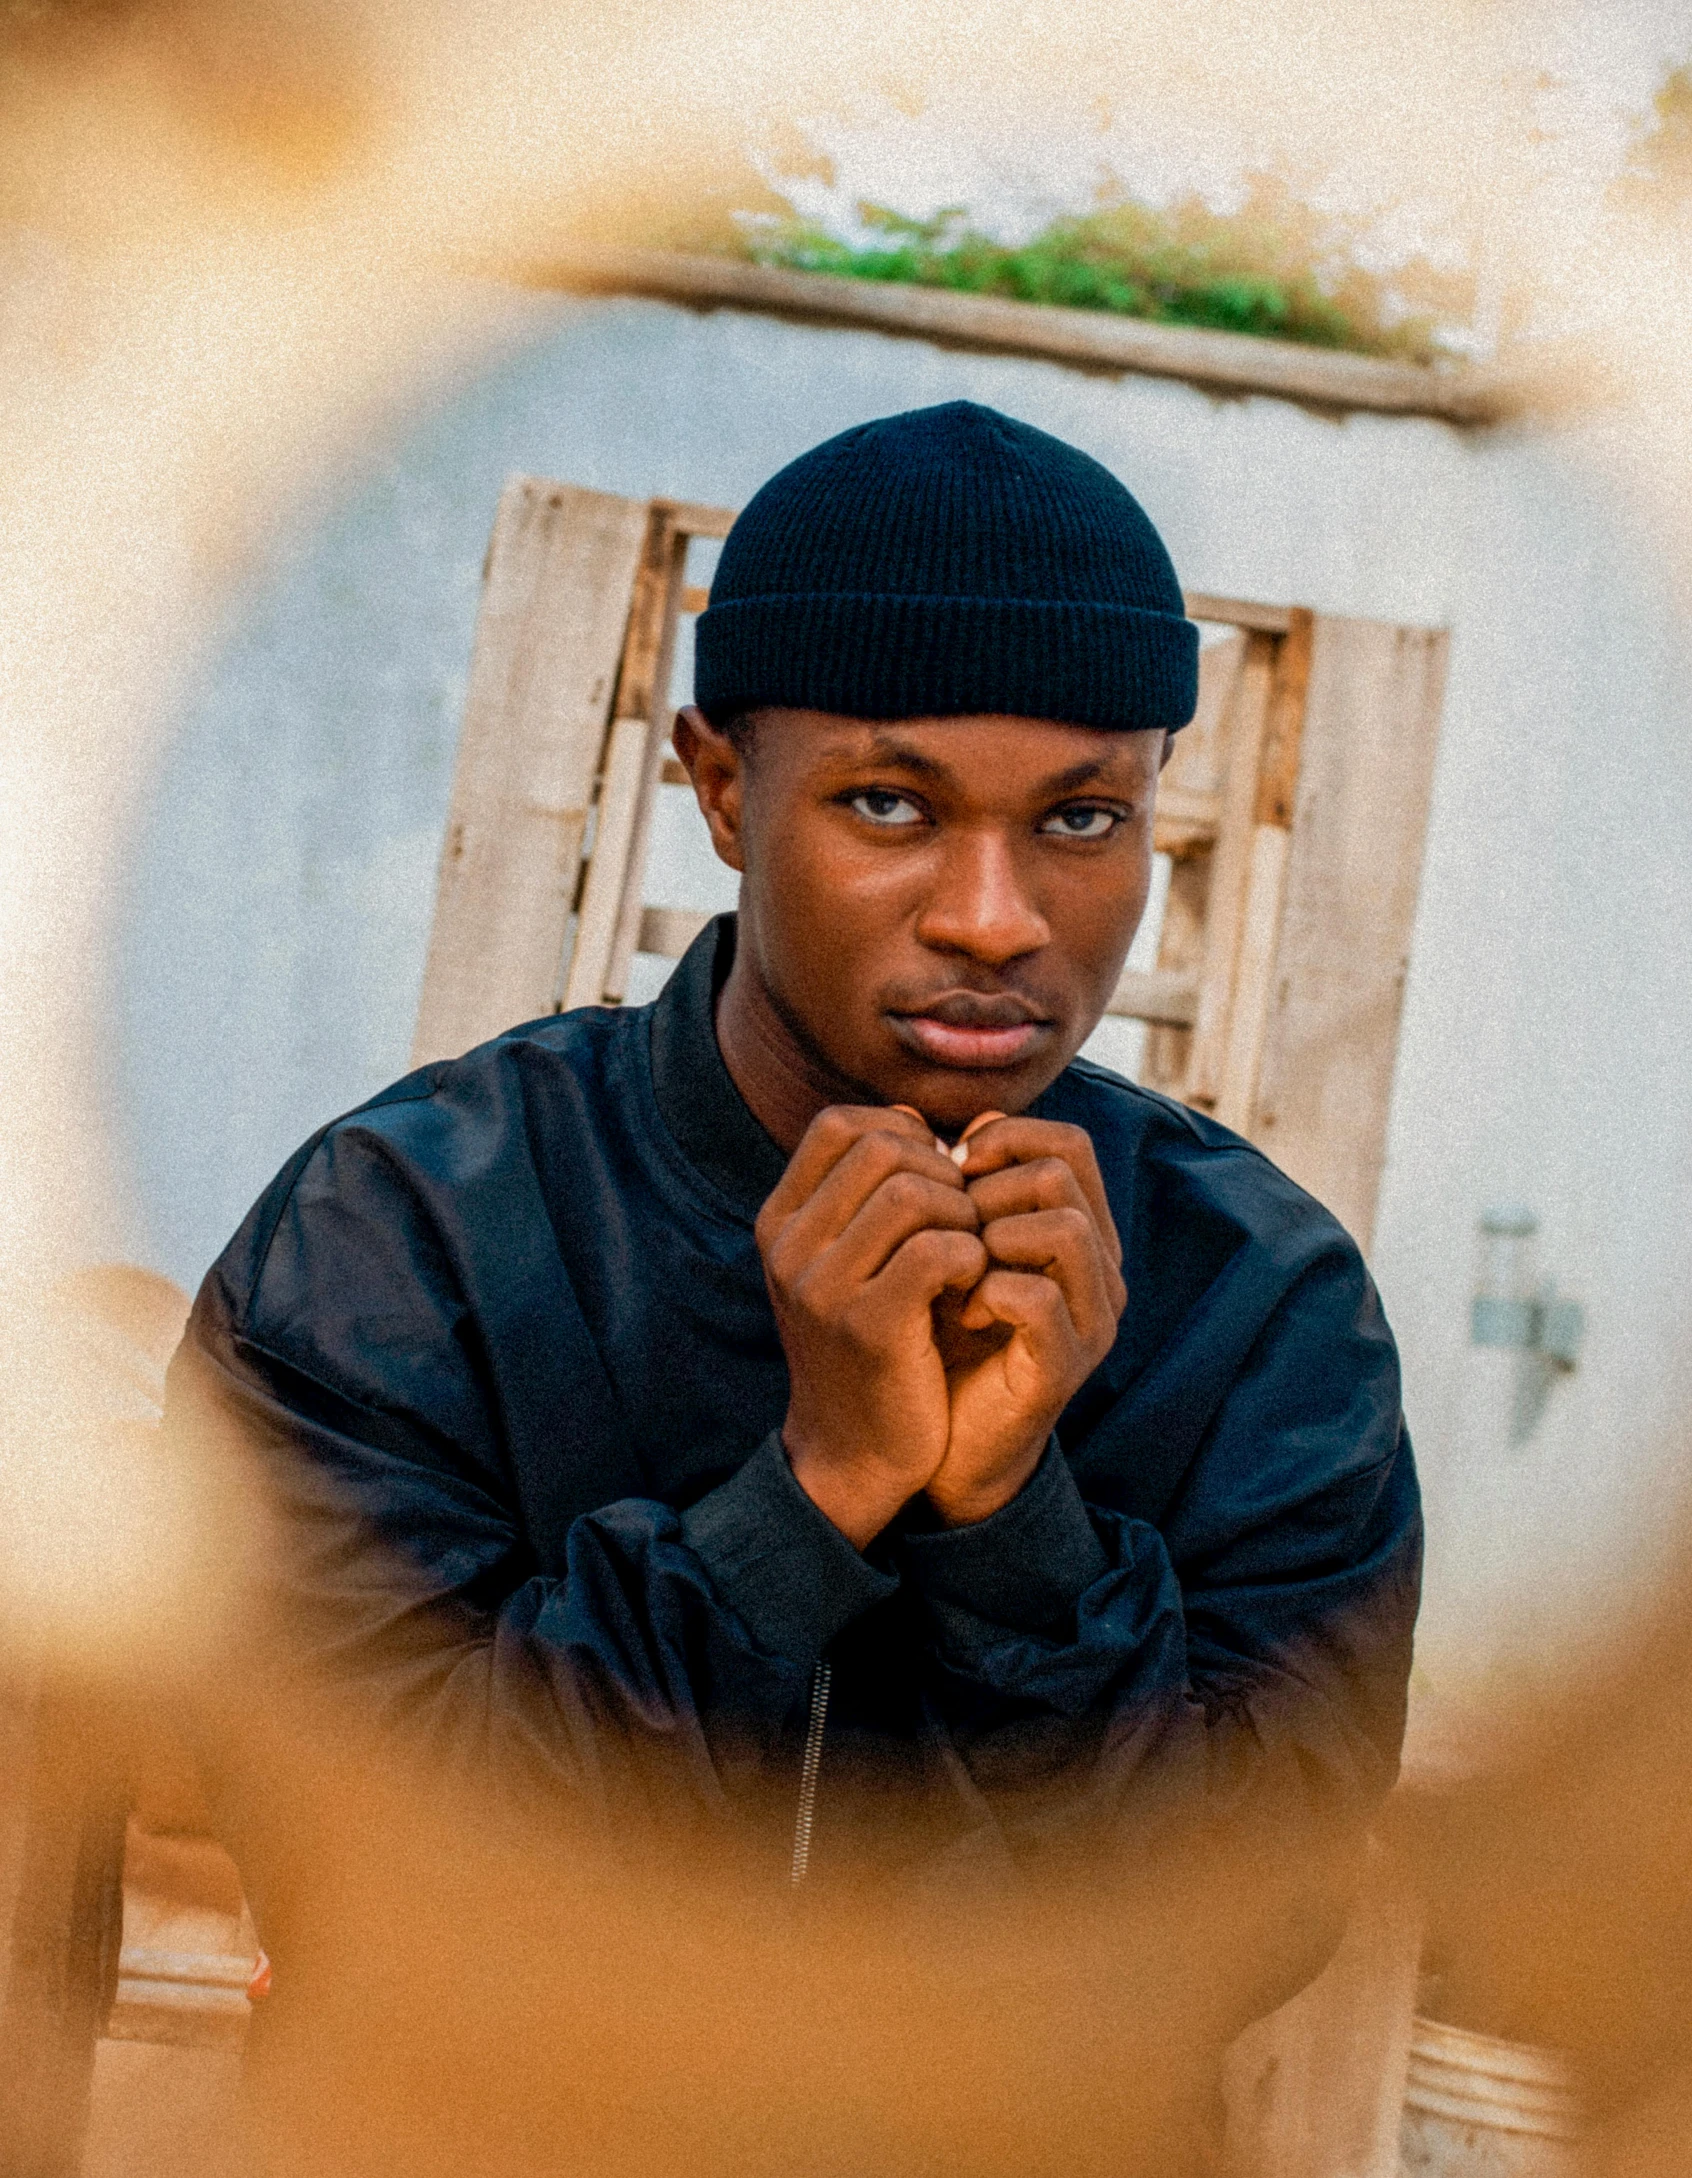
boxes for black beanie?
[693,402,1198,735]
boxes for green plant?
[741,185,1453,364]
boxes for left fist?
[924,1116,1126,1528]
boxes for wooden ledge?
[516,244,1518,427]
[107,1945,255,2049]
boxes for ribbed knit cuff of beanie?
[694,402,1199,737]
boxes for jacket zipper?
[789,1658,831,1886]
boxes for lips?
[887,992,1053,1071]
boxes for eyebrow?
[858,735,1122,795]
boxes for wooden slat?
[1184,592,1294,634]
[1220,1842,1423,2178]
[1214,610,1315,1131]
[0,1670,127,2178]
[410,480,649,1065]
[637,905,712,960]
[638,922,1195,1016]
[1248,618,1450,1248]
[608,510,681,734]
[661,766,1214,832]
[522,247,1512,425]
[1106,967,1198,1028]
[560,715,648,1011]
[114,1947,252,1990]
[1254,607,1316,829]
[604,514,691,1003]
[658,497,736,541]
[630,578,1270,641]
[1140,853,1209,1093]
[658,586,1264,630]
[1214,825,1292,1132]
[1185,631,1277,1105]
[1155,630,1245,859]
[1136,635,1247,1089]
[637,933,1196,1020]
[106,1949,252,2051]
[1151,781,1221,857]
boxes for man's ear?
[671,705,747,874]
[1158,729,1176,772]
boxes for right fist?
[756,1105,987,1548]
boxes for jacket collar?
[648,914,790,1218]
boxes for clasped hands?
[757,1104,1127,1549]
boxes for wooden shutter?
[416,479,1448,1251]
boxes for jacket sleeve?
[897,1240,1420,1915]
[170,1116,893,1841]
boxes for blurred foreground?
[9,1276,1692,2177]
[4,0,1692,2173]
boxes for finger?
[898,1104,1006,1169]
[869,1228,989,1318]
[805,1167,983,1294]
[959,1117,1120,1268]
[766,1135,970,1290]
[938,1107,1006,1167]
[956,1266,1073,1355]
[758,1107,956,1246]
[965,1153,1091,1230]
[760,1104,937,1230]
[974,1207,1123,1346]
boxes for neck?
[714,932,869,1155]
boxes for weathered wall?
[109,290,1692,1700]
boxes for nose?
[914,828,1050,967]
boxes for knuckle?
[835,1291,880,1341]
[837,1302,875,1347]
[859,1131,904,1181]
[908,1228,980,1275]
[814,1107,856,1151]
[878,1170,926,1222]
[1023,1158,1062,1210]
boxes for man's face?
[677,706,1166,1133]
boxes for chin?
[891,1062,1053,1130]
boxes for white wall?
[108,291,1692,1701]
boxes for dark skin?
[672,703,1169,1548]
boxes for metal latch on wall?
[1470,1205,1585,1445]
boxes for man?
[172,403,1417,1988]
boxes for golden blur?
[3,2,1692,2173]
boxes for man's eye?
[1041,805,1120,840]
[848,789,925,827]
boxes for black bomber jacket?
[172,915,1420,1958]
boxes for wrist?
[784,1431,917,1550]
[925,1437,1046,1528]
